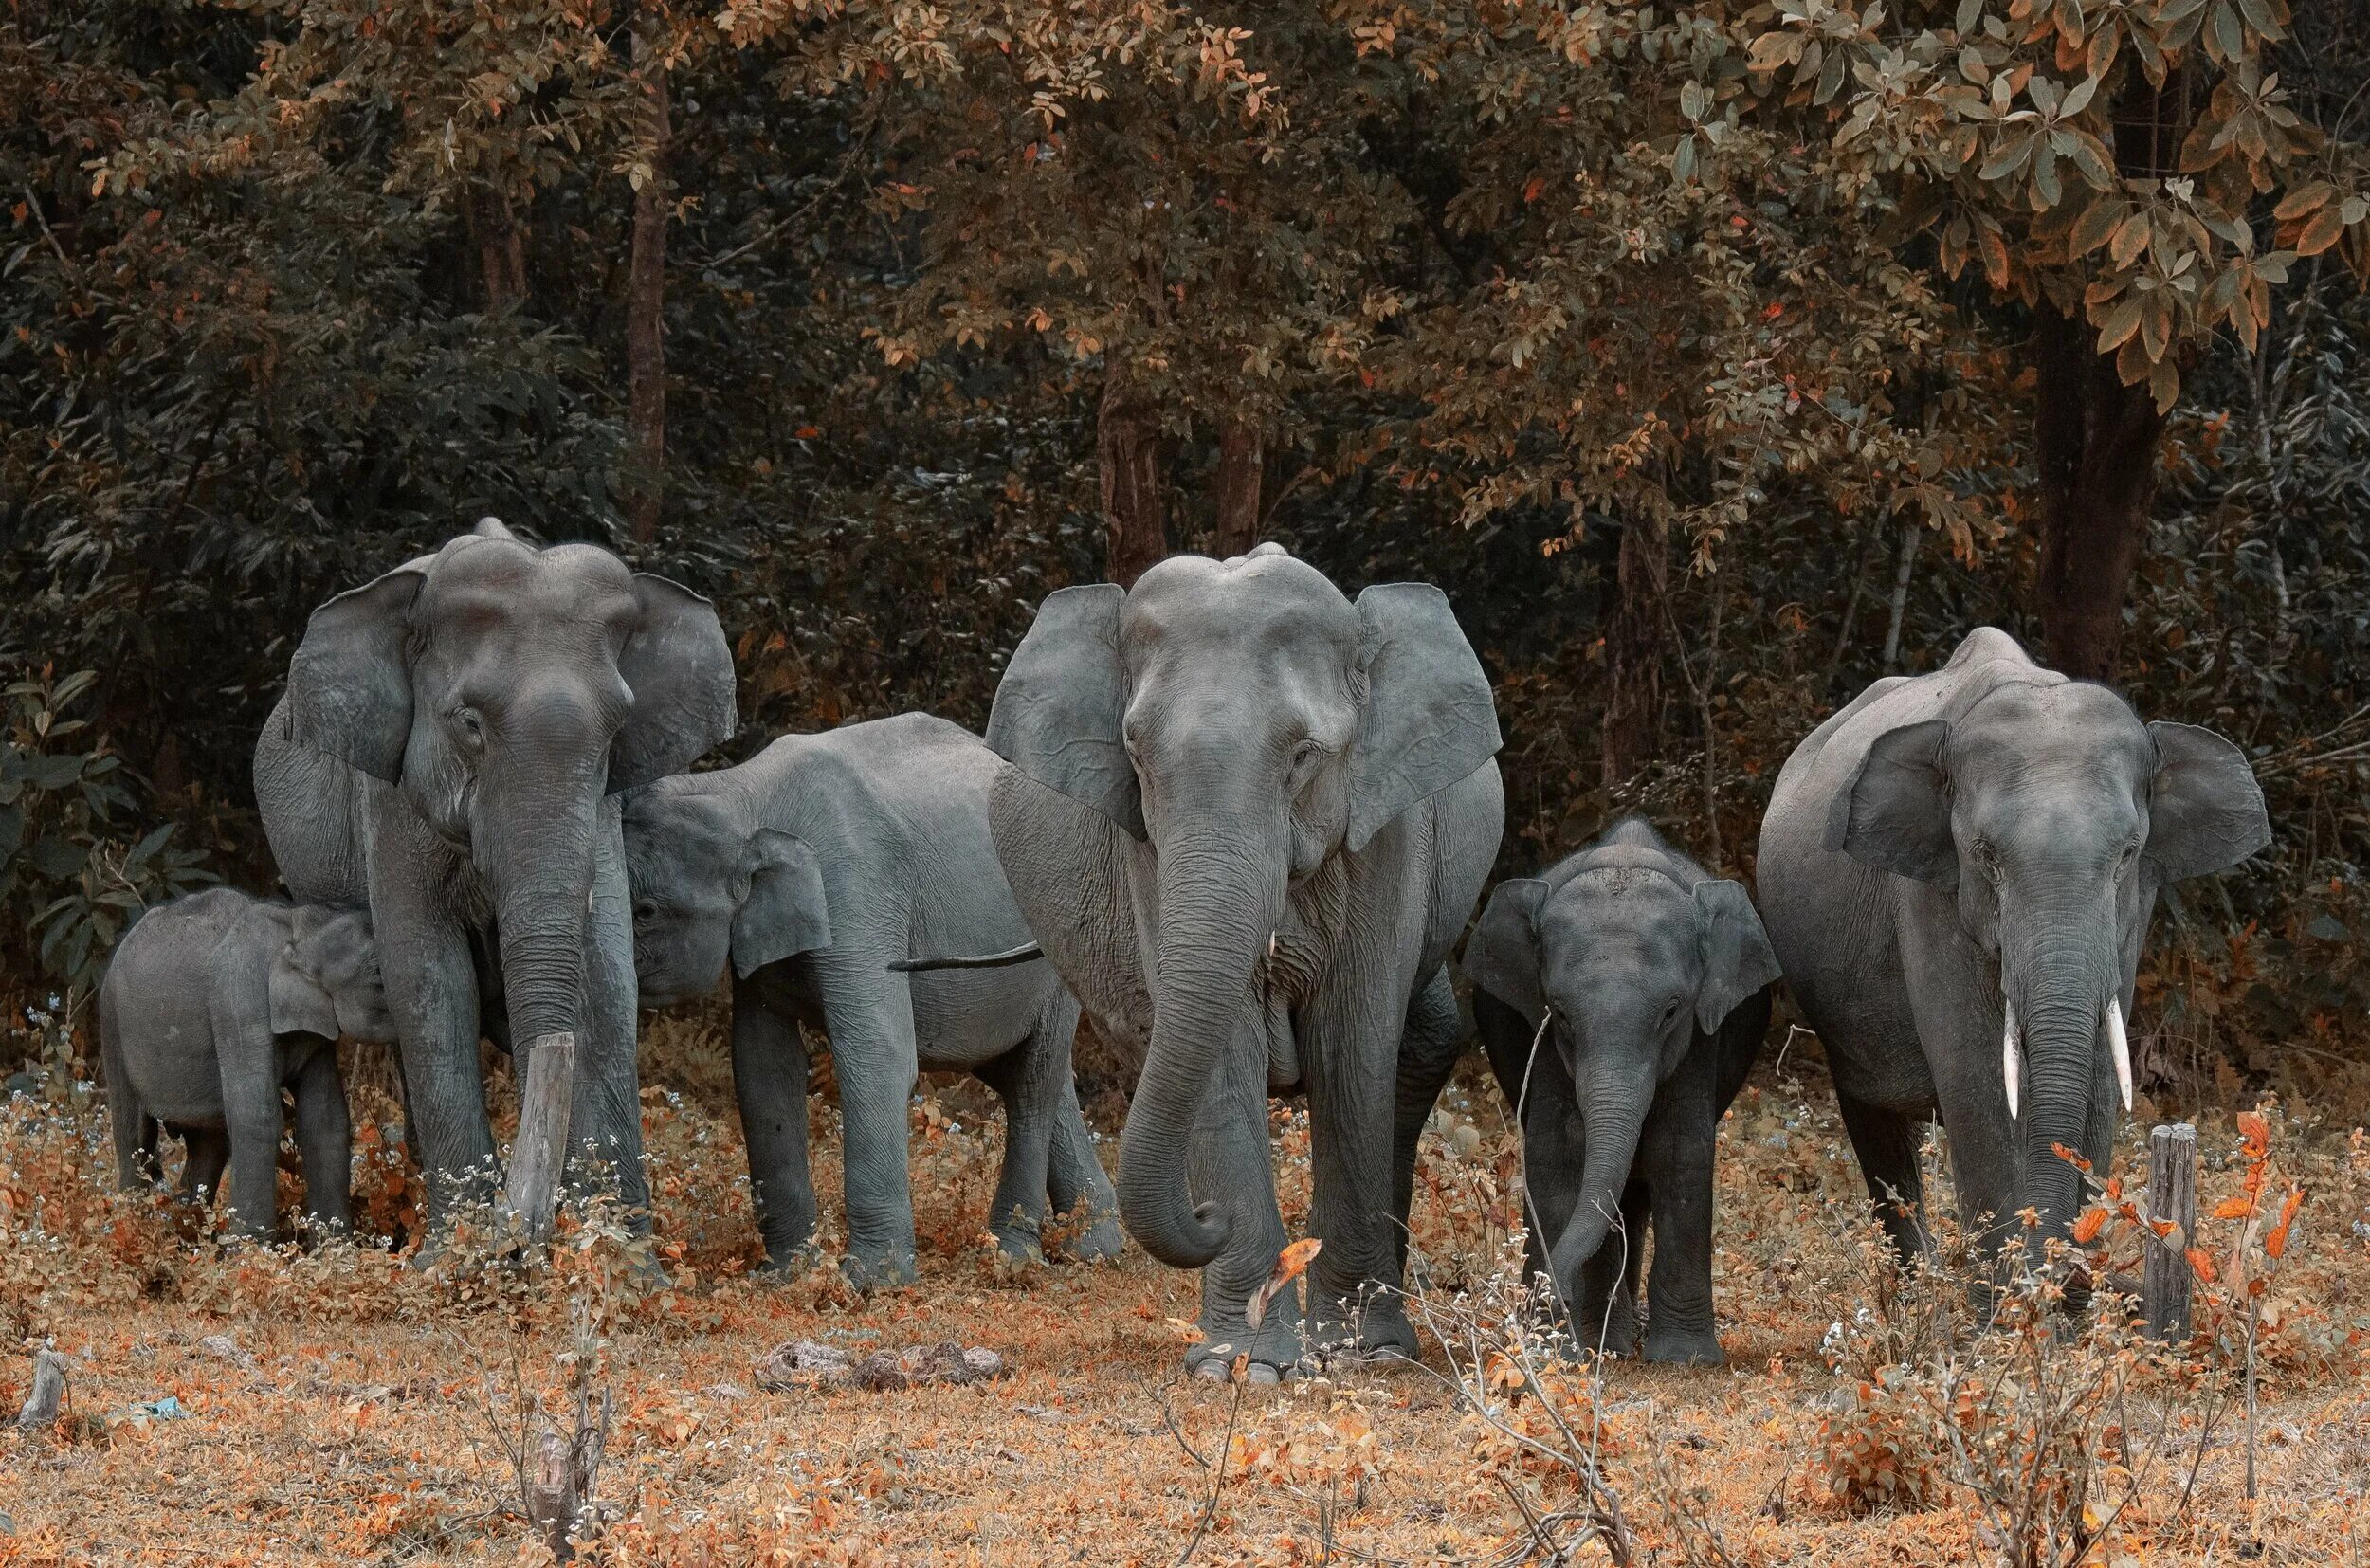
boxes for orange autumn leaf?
[1247,1237,1323,1329]
[2237,1110,2270,1158]
[2265,1187,2306,1260]
[2212,1196,2256,1221]
[2051,1141,2092,1174]
[2071,1207,2107,1244]
[2186,1247,2218,1285]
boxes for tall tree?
[1774,0,2370,678]
[627,4,674,542]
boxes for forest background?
[4,0,2368,1096]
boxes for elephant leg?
[570,803,650,1216]
[1184,1015,1299,1380]
[1389,968,1464,1283]
[806,956,920,1288]
[1640,1087,1723,1366]
[292,1046,353,1236]
[1837,1091,1933,1266]
[1302,968,1422,1362]
[1575,1183,1647,1357]
[970,1046,1054,1265]
[732,974,821,1272]
[366,806,494,1222]
[179,1127,228,1205]
[1030,989,1121,1259]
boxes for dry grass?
[1,1026,2367,1566]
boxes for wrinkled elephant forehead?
[1952,680,2152,777]
[1124,551,1357,632]
[1540,866,1696,944]
[419,537,640,623]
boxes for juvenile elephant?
[1757,628,2270,1268]
[1461,819,1778,1364]
[254,518,736,1231]
[982,545,1504,1379]
[622,712,1121,1285]
[100,888,392,1238]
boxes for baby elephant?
[624,711,1121,1287]
[100,887,392,1238]
[1463,818,1779,1364]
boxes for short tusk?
[2106,996,2133,1113]
[2002,997,2021,1121]
[1268,931,1278,958]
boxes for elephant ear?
[1828,718,1958,888]
[731,830,831,977]
[267,910,342,1040]
[611,574,738,793]
[1692,879,1781,1035]
[1464,878,1549,1024]
[1347,584,1503,853]
[985,584,1143,839]
[2145,720,2271,883]
[285,566,428,782]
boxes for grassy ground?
[2,1014,2367,1566]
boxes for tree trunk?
[1600,512,1668,791]
[2032,306,2163,683]
[1099,373,1168,588]
[1212,415,1263,558]
[625,13,671,545]
[471,187,527,311]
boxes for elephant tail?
[887,942,1045,974]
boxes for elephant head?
[284,517,735,1120]
[1465,836,1778,1300]
[988,547,1501,1267]
[270,906,397,1044]
[1829,682,2268,1245]
[621,775,830,1006]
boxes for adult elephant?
[983,544,1504,1379]
[1757,628,2268,1270]
[253,519,736,1231]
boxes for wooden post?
[2142,1122,2197,1340]
[15,1346,67,1429]
[502,1031,576,1244]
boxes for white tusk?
[2106,996,2133,1113]
[1268,931,1278,958]
[2002,997,2021,1121]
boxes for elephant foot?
[1642,1322,1725,1367]
[1308,1290,1420,1366]
[838,1248,919,1292]
[1186,1307,1305,1383]
[1050,1213,1126,1265]
[1575,1297,1641,1358]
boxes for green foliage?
[0,669,213,995]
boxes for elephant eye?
[1662,997,1681,1025]
[632,899,660,925]
[449,706,486,754]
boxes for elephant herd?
[97,523,2271,1379]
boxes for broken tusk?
[2106,996,2133,1113]
[2002,997,2021,1121]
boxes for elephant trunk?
[2004,895,2122,1254]
[1118,813,1284,1269]
[1547,1049,1655,1309]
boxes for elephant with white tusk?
[1756,628,2270,1273]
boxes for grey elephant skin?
[981,544,1504,1378]
[622,712,1122,1285]
[1464,819,1777,1364]
[252,518,737,1228]
[100,888,392,1238]
[1757,628,2270,1267]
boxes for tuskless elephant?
[100,888,392,1238]
[1756,627,2270,1270]
[253,518,737,1231]
[1461,818,1778,1363]
[978,544,1504,1379]
[621,712,1121,1285]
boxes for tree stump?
[502,1031,575,1243]
[2142,1122,2197,1340]
[15,1346,67,1429]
